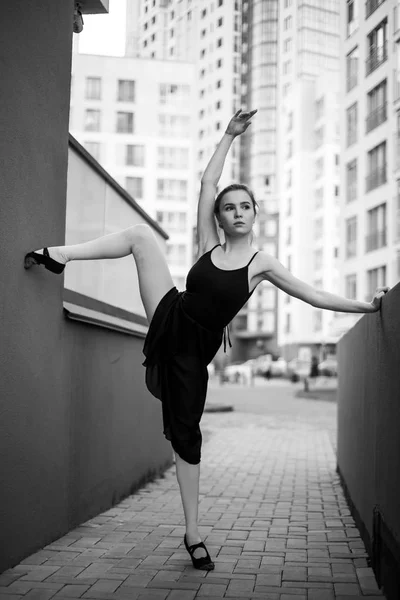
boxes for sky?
[78,0,127,56]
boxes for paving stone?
[3,384,387,600]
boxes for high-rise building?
[274,0,342,363]
[69,52,196,291]
[337,0,400,342]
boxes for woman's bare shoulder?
[252,249,271,274]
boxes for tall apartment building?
[339,0,400,340]
[275,0,342,363]
[131,0,244,261]
[69,52,196,291]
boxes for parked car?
[318,357,338,377]
[223,361,252,384]
[253,353,273,376]
[286,358,311,381]
[269,357,287,377]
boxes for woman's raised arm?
[197,109,257,254]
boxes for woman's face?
[218,190,256,236]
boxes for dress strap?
[246,251,259,267]
[223,324,232,353]
[209,243,221,253]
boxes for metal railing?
[366,0,386,19]
[366,42,387,75]
[365,165,387,191]
[366,102,387,133]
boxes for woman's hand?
[369,286,391,312]
[225,108,257,137]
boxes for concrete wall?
[337,283,400,600]
[0,0,172,574]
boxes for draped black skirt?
[142,287,223,465]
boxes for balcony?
[365,0,385,19]
[395,4,400,39]
[365,227,387,252]
[365,102,387,133]
[365,42,387,76]
[366,165,387,191]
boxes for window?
[85,77,101,100]
[159,83,190,105]
[366,19,387,75]
[346,47,359,91]
[347,0,358,37]
[366,79,387,132]
[125,177,143,199]
[366,142,387,191]
[366,0,385,19]
[118,80,135,102]
[126,145,145,166]
[346,159,357,202]
[216,80,222,89]
[158,114,190,138]
[84,141,101,162]
[315,157,324,179]
[157,147,189,169]
[166,244,186,267]
[116,112,134,133]
[217,58,222,68]
[287,111,293,131]
[217,17,223,27]
[156,211,187,233]
[156,179,188,202]
[284,38,292,52]
[201,8,207,18]
[284,16,292,30]
[84,109,101,132]
[287,139,293,159]
[217,38,222,47]
[315,97,324,120]
[366,203,387,251]
[283,60,291,75]
[314,126,324,149]
[216,100,221,110]
[218,0,223,6]
[346,103,357,146]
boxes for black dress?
[142,243,258,465]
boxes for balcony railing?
[366,42,387,75]
[366,165,387,192]
[365,228,387,252]
[366,0,386,19]
[366,102,387,133]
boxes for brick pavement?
[0,382,386,600]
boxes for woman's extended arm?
[197,109,257,253]
[315,287,391,313]
[201,109,257,184]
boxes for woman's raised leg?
[28,224,174,322]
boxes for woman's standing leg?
[174,453,208,559]
[27,224,208,558]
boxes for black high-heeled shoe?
[24,248,65,274]
[184,534,215,571]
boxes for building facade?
[69,52,195,291]
[339,0,400,340]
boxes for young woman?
[24,109,390,571]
